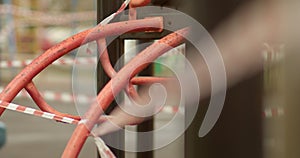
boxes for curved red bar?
[0,17,163,116]
[130,0,151,7]
[62,28,189,158]
[25,82,81,120]
[0,9,187,157]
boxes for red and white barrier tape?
[0,57,96,68]
[99,0,130,26]
[1,86,285,118]
[0,100,78,124]
[0,99,113,158]
[263,107,285,118]
[0,87,93,104]
[0,4,96,25]
[94,137,116,158]
[160,106,285,118]
[0,97,285,124]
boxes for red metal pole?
[129,0,151,21]
[25,82,81,120]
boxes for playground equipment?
[0,0,188,157]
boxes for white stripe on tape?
[61,117,74,124]
[6,103,18,111]
[42,112,55,119]
[0,57,97,68]
[24,108,36,115]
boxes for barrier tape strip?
[0,87,92,104]
[0,100,112,158]
[94,137,116,158]
[0,57,97,68]
[159,106,285,118]
[263,107,285,118]
[0,4,96,25]
[0,97,285,125]
[0,86,284,117]
[0,100,78,124]
[99,0,130,26]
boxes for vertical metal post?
[97,0,125,157]
[137,118,154,158]
[136,41,154,158]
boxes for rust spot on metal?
[4,88,10,93]
[58,47,67,53]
